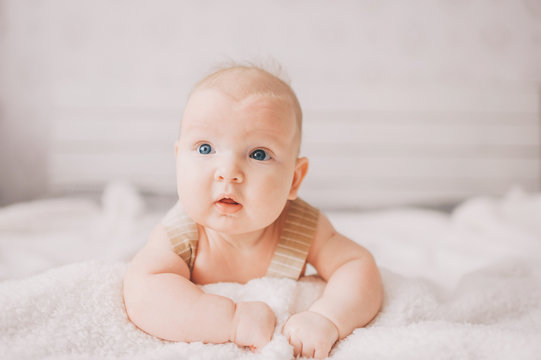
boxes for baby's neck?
[201,226,272,251]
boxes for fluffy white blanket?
[1,185,540,359]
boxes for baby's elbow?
[365,258,384,320]
[122,271,149,327]
[355,254,384,321]
[373,271,384,314]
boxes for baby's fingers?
[296,338,333,359]
[313,346,330,359]
[288,336,303,357]
[301,344,317,358]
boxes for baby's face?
[175,88,302,235]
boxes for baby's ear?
[288,157,309,200]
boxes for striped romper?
[161,198,320,280]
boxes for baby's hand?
[231,301,276,351]
[282,311,339,359]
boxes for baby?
[123,65,383,358]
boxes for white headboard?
[49,87,540,210]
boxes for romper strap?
[266,198,320,280]
[161,201,199,271]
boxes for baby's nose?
[215,173,243,183]
[215,164,244,183]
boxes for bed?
[1,182,540,359]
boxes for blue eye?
[250,149,271,161]
[198,143,213,155]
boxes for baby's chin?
[196,211,278,235]
[204,218,272,235]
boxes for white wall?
[1,0,540,207]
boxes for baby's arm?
[282,214,383,358]
[123,224,276,349]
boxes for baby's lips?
[215,193,241,205]
[214,196,243,214]
[219,198,239,205]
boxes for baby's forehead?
[188,76,298,121]
[195,70,288,104]
[184,88,296,131]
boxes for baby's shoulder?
[127,223,191,279]
[147,223,170,248]
[159,201,198,269]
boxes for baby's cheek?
[177,167,204,205]
[177,161,206,187]
[250,180,290,217]
[270,175,295,200]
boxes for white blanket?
[1,184,540,359]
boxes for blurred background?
[1,0,540,210]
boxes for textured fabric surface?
[162,201,199,271]
[266,198,319,279]
[1,259,540,360]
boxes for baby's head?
[175,65,309,234]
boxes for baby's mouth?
[218,198,239,205]
[214,197,243,214]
